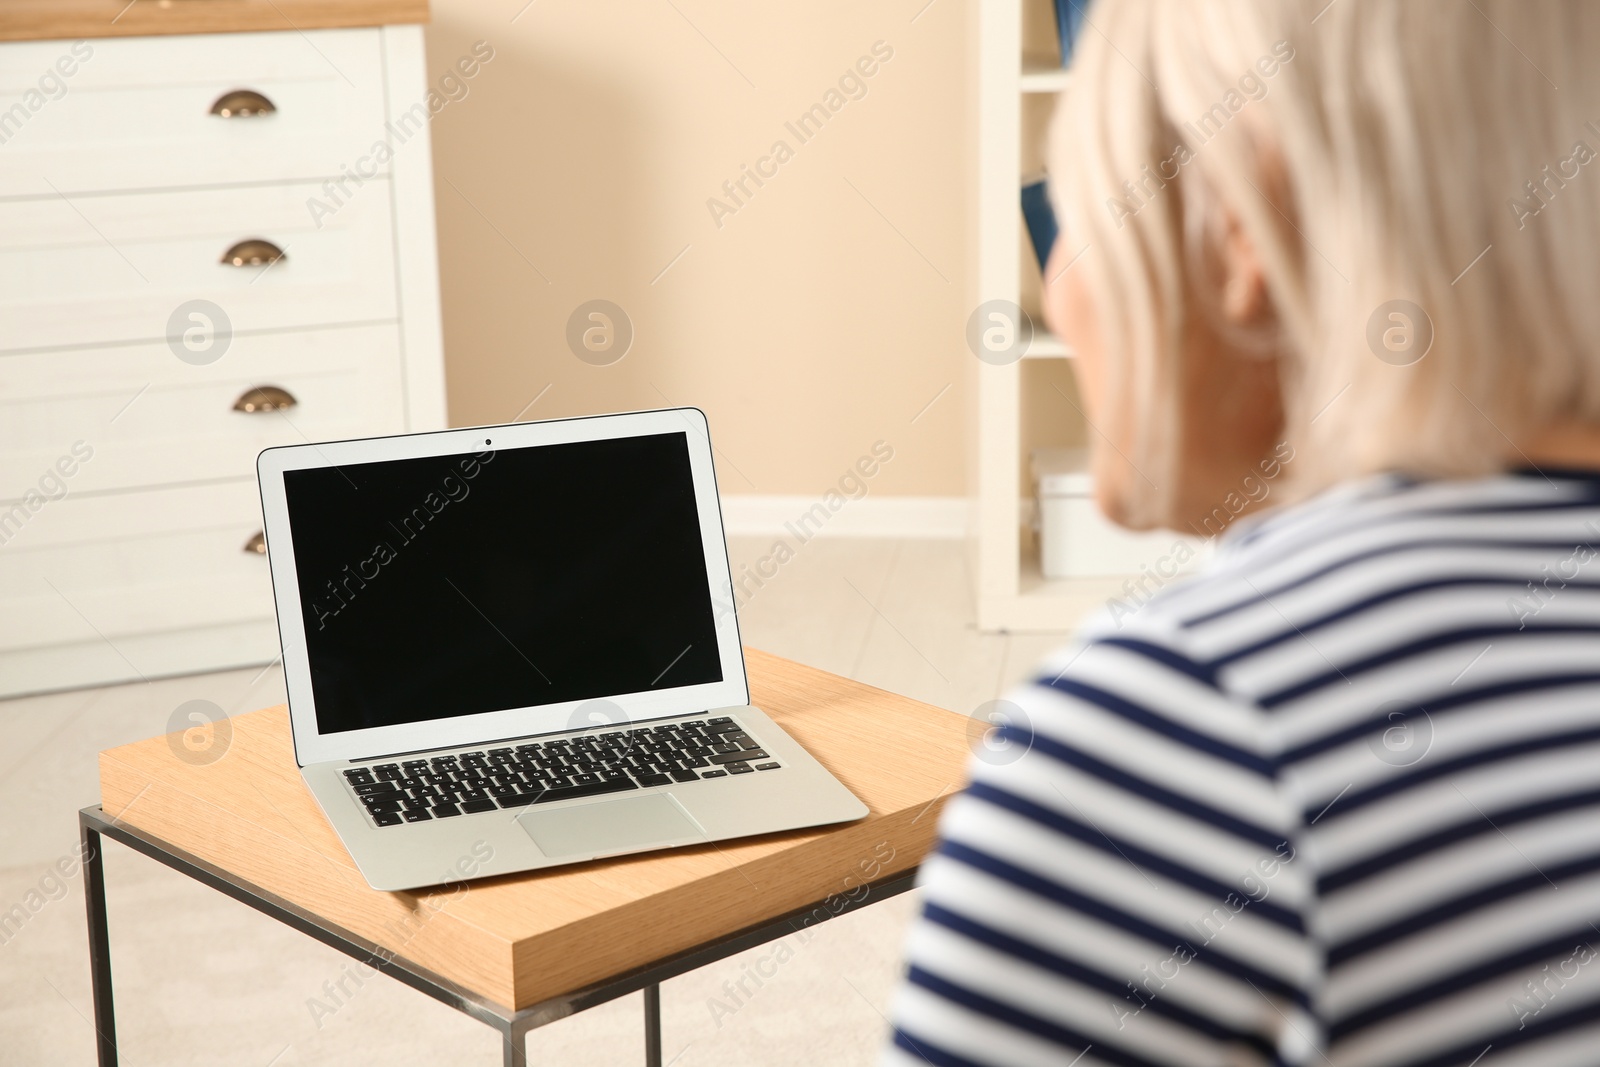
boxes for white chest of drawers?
[0,25,447,696]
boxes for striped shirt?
[885,471,1600,1067]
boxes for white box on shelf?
[1031,448,1207,579]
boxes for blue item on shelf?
[1054,0,1088,66]
[1021,179,1059,271]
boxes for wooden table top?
[98,648,971,1011]
[0,0,427,43]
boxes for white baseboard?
[719,495,968,540]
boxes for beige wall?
[422,0,977,498]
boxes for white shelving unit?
[1019,61,1073,94]
[1024,332,1072,359]
[970,0,1128,632]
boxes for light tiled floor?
[0,537,1076,1066]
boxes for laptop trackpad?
[516,794,701,858]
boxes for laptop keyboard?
[341,716,782,827]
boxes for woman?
[886,1,1600,1064]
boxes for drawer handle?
[222,239,286,268]
[210,89,276,118]
[244,531,267,555]
[233,385,297,413]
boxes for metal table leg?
[500,984,660,1066]
[503,1015,533,1067]
[80,818,118,1067]
[78,806,913,1067]
[644,983,662,1067]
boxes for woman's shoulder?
[1054,469,1600,698]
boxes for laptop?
[256,407,868,891]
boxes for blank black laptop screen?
[280,431,725,736]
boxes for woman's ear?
[1217,140,1290,328]
[1219,208,1267,325]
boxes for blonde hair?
[1052,0,1600,526]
